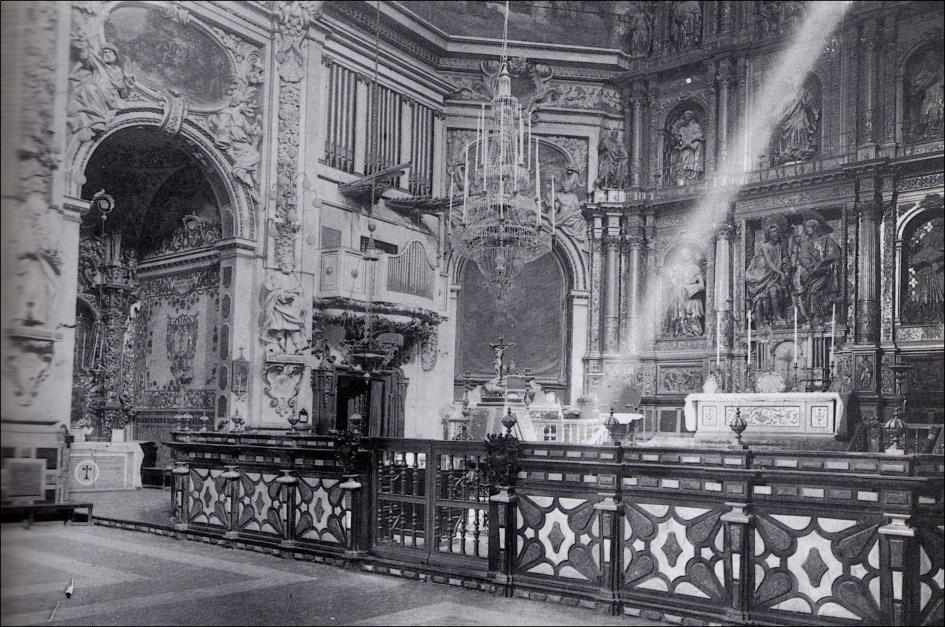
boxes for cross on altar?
[489,336,514,381]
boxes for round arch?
[65,111,252,240]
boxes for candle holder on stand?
[884,362,915,454]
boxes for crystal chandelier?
[449,1,552,305]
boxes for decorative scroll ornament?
[270,0,321,271]
[167,313,199,384]
[263,361,305,420]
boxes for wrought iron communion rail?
[167,431,943,626]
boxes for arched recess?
[454,241,575,400]
[897,35,945,145]
[66,113,249,240]
[661,101,709,186]
[657,240,708,338]
[895,195,944,326]
[71,125,239,467]
[767,73,823,166]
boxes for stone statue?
[625,5,653,57]
[669,110,704,184]
[775,83,819,164]
[14,195,63,328]
[596,128,628,189]
[792,210,842,322]
[67,43,134,142]
[665,247,705,337]
[552,167,587,247]
[905,216,944,323]
[759,1,804,36]
[208,82,262,192]
[746,214,791,326]
[910,50,944,138]
[260,271,307,354]
[671,1,702,50]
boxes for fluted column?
[714,221,736,358]
[629,86,645,188]
[603,228,622,354]
[856,195,882,344]
[624,210,646,353]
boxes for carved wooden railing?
[168,432,943,626]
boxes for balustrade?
[167,430,943,625]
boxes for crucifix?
[489,336,514,382]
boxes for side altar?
[685,391,846,444]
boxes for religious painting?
[457,253,568,389]
[104,6,235,108]
[900,207,944,325]
[661,244,706,337]
[662,104,706,186]
[903,41,944,142]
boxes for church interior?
[1,1,943,625]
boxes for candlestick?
[830,302,836,365]
[793,306,799,366]
[716,310,722,367]
[519,112,524,163]
[448,177,454,234]
[528,116,532,168]
[535,139,540,204]
[551,175,556,233]
[463,142,469,223]
[476,105,483,172]
[747,308,752,367]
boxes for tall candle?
[747,308,752,367]
[475,107,482,172]
[551,175,556,233]
[535,139,540,203]
[793,306,799,366]
[448,176,454,233]
[830,303,836,364]
[528,116,532,168]
[519,112,524,163]
[462,142,469,223]
[716,310,722,367]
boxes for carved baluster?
[879,513,919,625]
[721,502,753,623]
[171,462,190,531]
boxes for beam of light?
[612,1,853,389]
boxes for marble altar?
[684,392,845,442]
[68,441,144,492]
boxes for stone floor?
[77,488,174,527]
[1,520,654,626]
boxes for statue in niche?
[904,216,944,324]
[759,1,804,36]
[552,167,587,246]
[67,43,134,142]
[670,1,703,50]
[791,210,841,323]
[623,3,653,57]
[667,110,705,184]
[746,214,791,326]
[665,247,705,337]
[14,195,63,328]
[907,49,944,140]
[260,271,307,355]
[773,81,820,164]
[596,127,628,189]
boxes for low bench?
[1,502,93,528]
